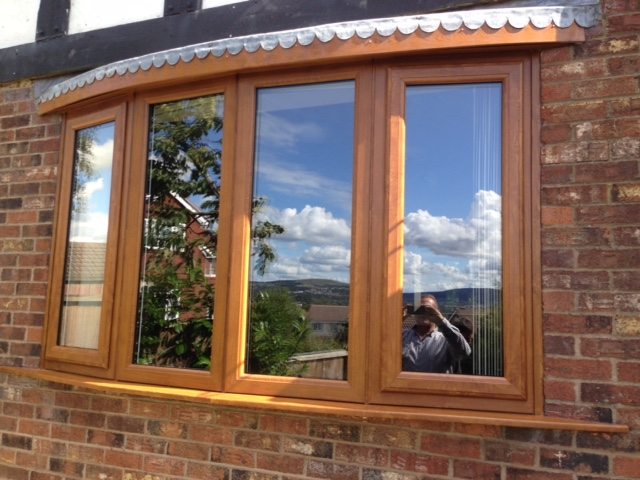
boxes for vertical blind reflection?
[402,83,503,377]
[246,81,355,380]
[134,95,224,370]
[58,122,115,349]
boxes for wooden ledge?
[0,367,628,433]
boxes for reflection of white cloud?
[258,159,352,208]
[258,113,324,150]
[258,205,351,245]
[404,251,473,291]
[78,178,104,201]
[405,190,501,261]
[301,245,351,268]
[68,212,109,243]
[78,139,114,172]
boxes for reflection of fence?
[289,349,347,380]
[59,302,101,348]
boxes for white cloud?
[257,112,324,150]
[258,205,351,245]
[68,212,109,243]
[257,159,352,208]
[77,138,114,173]
[405,190,501,261]
[78,178,104,201]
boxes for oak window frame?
[42,53,542,415]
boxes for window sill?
[1,367,628,433]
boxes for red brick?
[582,338,640,358]
[541,124,572,144]
[582,383,640,405]
[506,468,572,480]
[542,185,608,206]
[544,380,576,402]
[143,455,187,476]
[541,59,607,81]
[545,357,612,380]
[618,407,640,429]
[542,83,573,103]
[187,462,228,480]
[259,414,308,435]
[420,433,481,459]
[171,404,216,423]
[234,431,280,452]
[256,452,305,474]
[578,204,640,225]
[50,424,86,443]
[573,77,638,100]
[125,435,167,454]
[69,410,106,428]
[542,142,608,165]
[609,97,640,117]
[544,335,576,356]
[542,291,574,312]
[307,460,359,480]
[390,450,449,475]
[334,444,388,467]
[575,160,638,183]
[612,136,640,159]
[578,249,640,269]
[189,424,233,445]
[541,249,575,269]
[614,455,640,478]
[541,165,574,185]
[17,419,50,437]
[104,450,143,470]
[608,12,640,32]
[54,391,90,409]
[612,183,640,202]
[543,314,612,334]
[454,460,501,480]
[211,446,255,467]
[28,138,59,153]
[541,101,607,123]
[541,207,573,226]
[613,227,640,246]
[540,46,574,63]
[578,36,639,56]
[542,271,610,290]
[577,292,615,313]
[90,396,127,413]
[362,426,415,448]
[618,362,640,382]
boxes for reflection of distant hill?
[403,288,501,310]
[250,280,500,311]
[250,279,350,307]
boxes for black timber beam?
[36,0,70,41]
[1,0,506,84]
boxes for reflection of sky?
[252,81,354,283]
[69,122,115,243]
[404,83,502,292]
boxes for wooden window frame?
[44,99,128,376]
[43,52,541,415]
[223,65,372,403]
[368,54,541,414]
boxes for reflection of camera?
[413,305,429,316]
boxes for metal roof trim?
[38,2,600,105]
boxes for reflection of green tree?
[248,288,310,376]
[71,127,100,214]
[135,96,284,369]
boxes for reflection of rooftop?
[307,304,348,324]
[65,241,106,283]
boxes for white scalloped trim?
[38,3,600,105]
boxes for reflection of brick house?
[307,304,348,339]
[58,242,106,348]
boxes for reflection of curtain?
[471,85,503,377]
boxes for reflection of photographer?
[402,294,471,373]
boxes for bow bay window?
[43,53,541,415]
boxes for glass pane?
[58,122,115,349]
[402,83,503,377]
[133,95,223,370]
[246,81,355,380]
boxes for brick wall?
[1,0,639,478]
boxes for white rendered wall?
[0,0,40,49]
[202,0,249,8]
[68,0,164,34]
